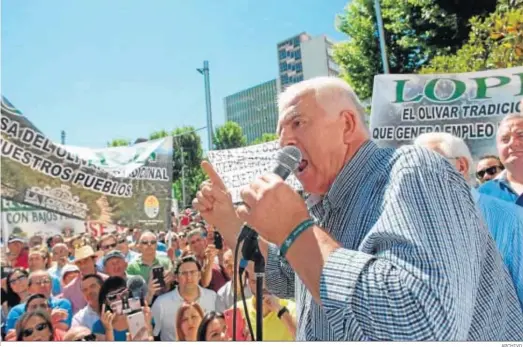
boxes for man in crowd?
[115,231,139,264]
[48,243,70,280]
[96,233,119,272]
[71,274,104,330]
[7,235,28,269]
[475,155,504,184]
[479,112,523,206]
[415,132,523,309]
[5,270,73,331]
[193,76,523,340]
[28,247,61,296]
[28,233,44,248]
[63,245,108,314]
[127,231,172,284]
[216,250,252,313]
[151,255,216,341]
[236,262,296,341]
[187,229,228,292]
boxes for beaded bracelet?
[279,218,315,258]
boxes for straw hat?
[73,245,103,262]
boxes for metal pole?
[180,146,186,208]
[198,61,214,150]
[61,130,66,145]
[374,0,390,74]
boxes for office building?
[223,79,278,143]
[277,32,340,91]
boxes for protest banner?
[207,140,302,203]
[1,198,86,241]
[0,96,173,230]
[369,67,523,161]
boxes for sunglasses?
[31,279,51,286]
[140,240,157,246]
[28,303,49,311]
[476,166,501,179]
[106,288,129,303]
[101,242,117,250]
[117,238,127,244]
[74,333,97,341]
[22,322,49,338]
[9,275,27,284]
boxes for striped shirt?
[265,141,523,341]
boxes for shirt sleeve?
[319,165,487,340]
[265,243,295,299]
[151,296,163,336]
[6,305,23,331]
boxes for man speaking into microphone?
[193,77,523,341]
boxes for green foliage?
[251,133,279,145]
[333,0,499,100]
[107,139,130,147]
[421,1,523,73]
[213,121,247,150]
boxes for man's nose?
[279,128,296,148]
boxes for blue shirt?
[92,319,128,341]
[6,296,73,331]
[478,170,523,207]
[472,188,523,310]
[157,242,167,252]
[51,274,61,296]
[266,141,523,340]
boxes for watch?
[277,306,289,319]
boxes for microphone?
[127,275,147,299]
[238,145,302,242]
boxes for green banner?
[1,96,173,230]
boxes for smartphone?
[214,231,223,250]
[1,266,13,279]
[223,308,247,341]
[126,310,148,340]
[151,266,165,288]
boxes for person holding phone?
[126,232,173,284]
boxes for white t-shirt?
[71,305,100,330]
[151,286,217,341]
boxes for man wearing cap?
[62,245,108,314]
[61,264,80,288]
[5,270,73,331]
[29,233,44,248]
[7,235,29,269]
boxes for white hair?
[277,77,367,132]
[498,112,523,133]
[414,132,474,177]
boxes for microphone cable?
[232,240,255,341]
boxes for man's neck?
[179,286,200,302]
[82,268,96,277]
[251,297,271,317]
[141,255,155,266]
[507,170,523,184]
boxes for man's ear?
[341,110,357,144]
[456,157,470,178]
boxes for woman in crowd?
[15,310,55,341]
[197,311,229,342]
[24,293,68,333]
[3,268,29,314]
[175,302,204,341]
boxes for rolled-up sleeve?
[318,165,486,340]
[265,244,296,299]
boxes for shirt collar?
[306,140,380,210]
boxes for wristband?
[279,218,315,258]
[277,306,289,319]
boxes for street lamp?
[197,61,214,151]
[374,0,390,74]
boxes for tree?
[107,139,130,147]
[213,121,247,150]
[251,133,279,145]
[333,0,499,100]
[420,0,523,73]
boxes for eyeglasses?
[28,303,49,311]
[74,333,97,341]
[476,166,502,179]
[117,238,127,244]
[22,322,49,338]
[179,270,199,277]
[101,243,117,250]
[140,240,157,246]
[9,275,27,284]
[31,279,51,286]
[106,288,129,302]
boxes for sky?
[1,0,349,151]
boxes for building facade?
[223,79,278,144]
[277,32,340,91]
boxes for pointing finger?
[201,161,226,190]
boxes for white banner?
[207,141,302,203]
[370,67,523,161]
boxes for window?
[281,75,289,84]
[279,49,286,60]
[293,37,300,46]
[296,62,302,72]
[295,50,301,60]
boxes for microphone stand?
[242,232,265,342]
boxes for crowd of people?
[1,212,297,341]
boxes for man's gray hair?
[187,229,204,240]
[277,77,367,132]
[28,270,51,285]
[414,132,474,177]
[138,230,157,242]
[498,112,523,133]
